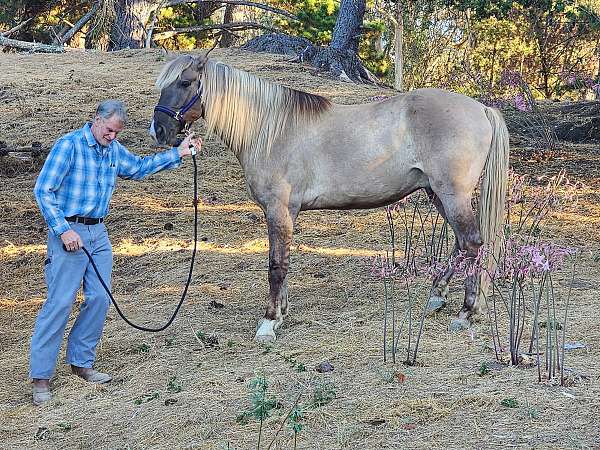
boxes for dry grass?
[1,48,599,449]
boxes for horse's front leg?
[255,202,297,343]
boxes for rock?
[315,361,334,373]
[425,296,446,315]
[449,318,470,332]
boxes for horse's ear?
[195,53,208,71]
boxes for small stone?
[315,361,334,373]
[209,300,224,309]
[164,222,174,230]
[425,296,446,315]
[449,318,471,332]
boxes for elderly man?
[30,99,201,405]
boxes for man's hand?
[61,229,83,252]
[177,132,203,158]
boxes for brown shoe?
[32,379,51,406]
[71,365,112,384]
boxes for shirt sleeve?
[33,138,74,236]
[116,143,181,180]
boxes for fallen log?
[0,35,65,53]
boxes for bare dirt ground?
[1,48,599,449]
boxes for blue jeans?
[29,222,112,379]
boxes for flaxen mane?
[202,60,331,160]
[157,55,331,160]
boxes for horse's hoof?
[255,319,277,344]
[449,318,470,332]
[255,333,276,344]
[425,296,447,315]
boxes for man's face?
[91,115,124,147]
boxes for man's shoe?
[32,384,51,406]
[71,366,112,384]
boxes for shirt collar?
[83,121,112,155]
[83,122,98,148]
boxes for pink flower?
[514,93,531,112]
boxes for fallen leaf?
[396,372,406,383]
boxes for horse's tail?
[479,107,510,293]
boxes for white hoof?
[255,319,277,344]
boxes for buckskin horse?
[149,53,509,343]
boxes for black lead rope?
[73,151,199,332]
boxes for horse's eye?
[180,80,192,88]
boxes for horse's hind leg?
[434,192,483,327]
[426,189,458,313]
[255,200,299,343]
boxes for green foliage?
[288,406,304,434]
[158,6,200,50]
[56,422,72,432]
[0,0,88,43]
[279,352,307,372]
[477,361,491,376]
[500,397,519,408]
[134,392,160,405]
[167,376,183,394]
[275,0,338,44]
[2,0,597,100]
[237,373,279,425]
[311,381,336,408]
[360,18,391,76]
[136,343,150,354]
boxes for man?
[30,99,201,406]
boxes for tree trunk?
[331,0,366,53]
[242,0,374,83]
[394,1,404,91]
[196,0,221,22]
[109,0,155,50]
[220,4,235,47]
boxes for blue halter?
[154,84,203,126]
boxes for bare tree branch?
[56,1,101,45]
[1,18,34,37]
[164,0,297,21]
[145,10,160,48]
[153,21,278,41]
[0,35,65,53]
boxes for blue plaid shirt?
[34,122,181,236]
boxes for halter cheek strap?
[154,84,203,125]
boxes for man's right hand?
[61,229,83,252]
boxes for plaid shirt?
[34,122,181,236]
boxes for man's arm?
[117,133,201,180]
[33,138,74,236]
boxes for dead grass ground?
[0,48,599,450]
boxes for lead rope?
[79,144,199,332]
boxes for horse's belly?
[302,169,426,211]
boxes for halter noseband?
[154,83,203,127]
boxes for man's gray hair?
[96,99,127,123]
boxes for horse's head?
[150,54,209,146]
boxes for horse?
[149,53,509,343]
